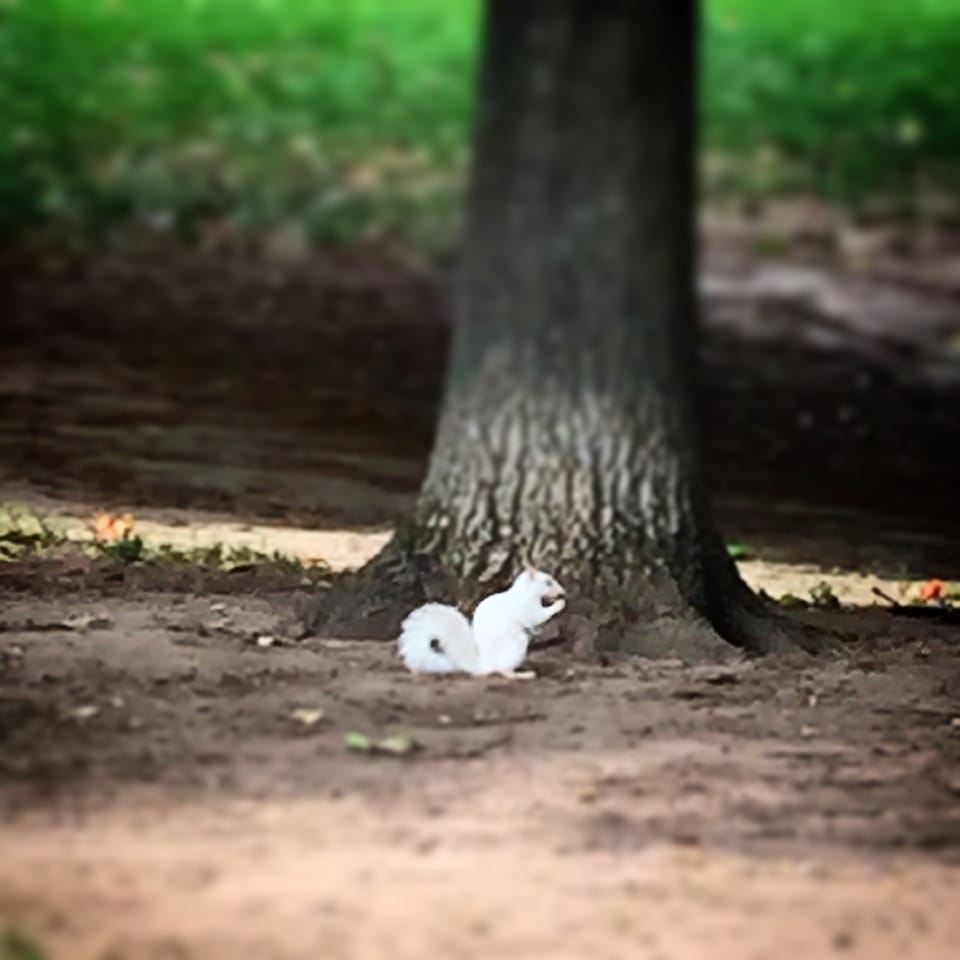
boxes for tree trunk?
[303,0,824,658]
[418,0,702,578]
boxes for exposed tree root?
[702,534,832,656]
[293,544,425,642]
[293,532,833,663]
[293,524,486,641]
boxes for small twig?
[872,586,903,608]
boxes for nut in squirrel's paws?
[540,591,565,608]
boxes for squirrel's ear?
[520,549,535,576]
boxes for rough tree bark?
[303,0,823,658]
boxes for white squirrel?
[398,565,567,677]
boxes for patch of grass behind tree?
[2,0,959,248]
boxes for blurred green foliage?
[0,0,478,246]
[704,0,960,203]
[1,0,959,247]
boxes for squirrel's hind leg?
[496,669,537,680]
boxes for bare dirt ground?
[2,583,959,960]
[2,221,960,959]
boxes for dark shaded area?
[1,229,958,576]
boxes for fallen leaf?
[345,731,374,753]
[94,513,135,541]
[920,578,945,601]
[62,613,112,631]
[344,731,419,756]
[377,733,418,756]
[291,707,324,727]
[67,705,99,721]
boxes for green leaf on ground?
[345,731,374,754]
[377,734,418,756]
[2,928,48,960]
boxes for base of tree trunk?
[293,532,830,663]
[287,0,834,665]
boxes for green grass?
[2,0,960,247]
[0,504,329,582]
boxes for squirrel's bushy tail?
[398,603,478,674]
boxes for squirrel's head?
[514,563,565,606]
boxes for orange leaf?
[94,513,136,541]
[919,578,945,601]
